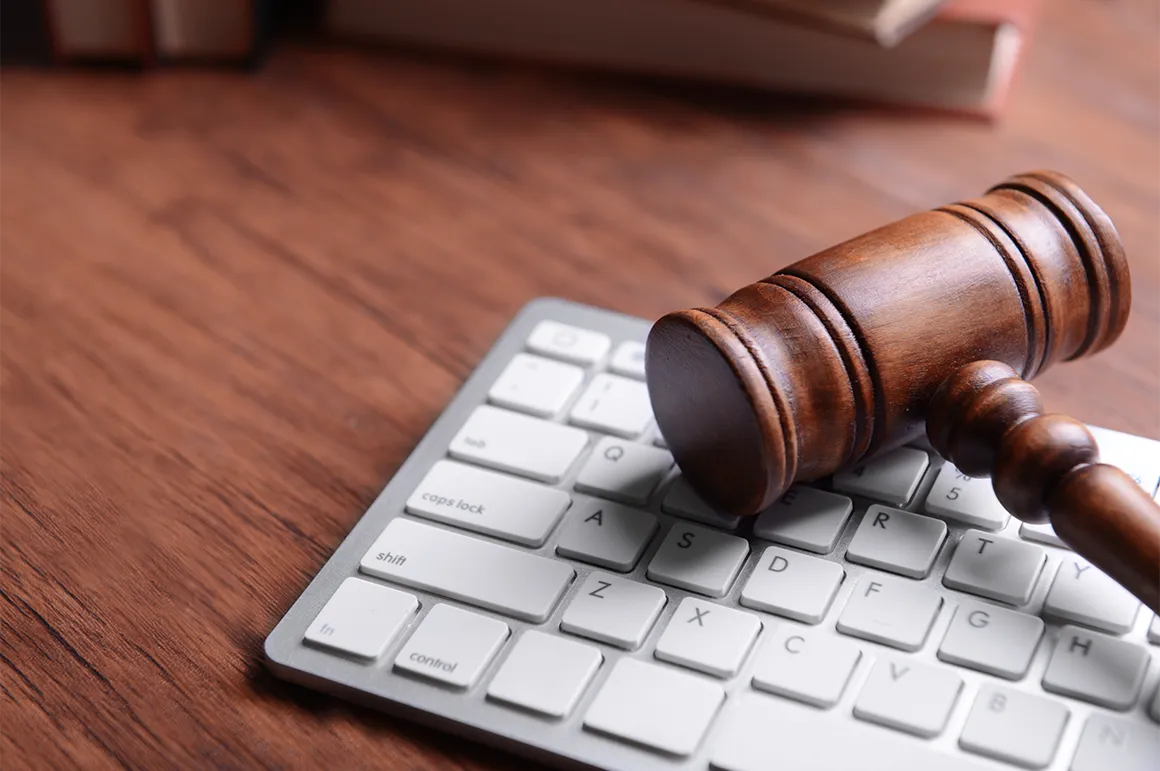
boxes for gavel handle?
[927,361,1160,613]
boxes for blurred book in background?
[1,0,1040,118]
[152,0,270,64]
[329,0,1040,117]
[0,0,271,67]
[47,0,154,65]
[723,0,946,46]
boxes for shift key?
[360,518,575,622]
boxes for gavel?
[645,170,1160,612]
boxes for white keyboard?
[266,299,1160,771]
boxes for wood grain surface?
[3,0,1158,768]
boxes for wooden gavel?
[646,170,1160,612]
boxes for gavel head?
[645,171,1130,518]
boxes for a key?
[526,320,610,364]
[1043,557,1141,634]
[1088,425,1160,497]
[554,499,658,572]
[405,460,571,546]
[653,597,761,678]
[837,575,943,651]
[646,523,749,598]
[1151,686,1160,723]
[394,604,509,688]
[583,658,725,757]
[304,578,418,659]
[569,373,653,438]
[661,475,741,530]
[740,545,845,624]
[832,447,929,506]
[608,340,646,379]
[958,685,1069,769]
[942,530,1046,605]
[753,486,853,554]
[486,631,602,718]
[487,353,584,417]
[1149,615,1160,644]
[750,624,861,708]
[1020,522,1068,549]
[449,405,589,483]
[712,692,986,771]
[924,464,1010,531]
[937,600,1044,679]
[845,505,947,579]
[852,658,962,738]
[559,572,666,649]
[1071,714,1160,771]
[360,518,574,623]
[1041,625,1148,710]
[573,437,672,505]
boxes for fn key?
[305,578,418,659]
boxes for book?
[151,0,270,65]
[728,0,948,46]
[1,1,54,65]
[327,0,1040,117]
[47,0,153,65]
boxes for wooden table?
[3,1,1157,767]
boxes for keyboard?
[265,298,1160,771]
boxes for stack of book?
[0,0,271,67]
[327,0,1041,116]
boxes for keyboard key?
[1071,714,1160,771]
[554,499,657,572]
[394,604,509,688]
[712,692,985,771]
[845,505,946,579]
[647,523,749,598]
[750,625,861,708]
[753,486,853,554]
[654,598,761,678]
[924,464,1010,531]
[958,685,1069,769]
[487,353,584,417]
[574,437,672,505]
[661,475,741,530]
[560,572,666,649]
[569,373,653,438]
[1151,686,1160,723]
[937,600,1044,679]
[853,659,962,738]
[1149,615,1160,644]
[942,530,1046,605]
[527,320,610,364]
[1019,521,1068,548]
[832,447,929,506]
[584,658,724,756]
[608,340,646,378]
[486,631,602,718]
[1088,424,1160,496]
[740,546,844,624]
[450,405,588,483]
[304,578,418,659]
[405,460,570,546]
[1042,625,1148,710]
[837,575,943,651]
[360,518,574,623]
[1043,557,1141,633]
